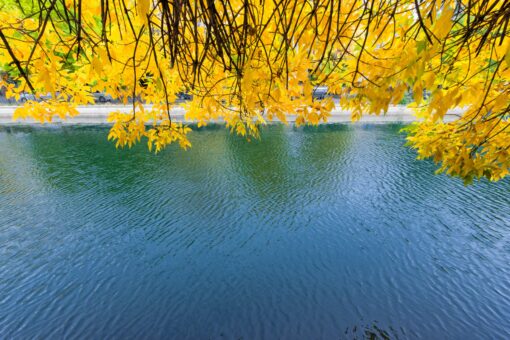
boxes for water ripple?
[0,124,509,339]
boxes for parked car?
[92,92,114,103]
[177,92,192,101]
[312,86,328,99]
[39,92,57,101]
[19,92,61,102]
[19,92,36,102]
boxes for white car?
[19,92,60,102]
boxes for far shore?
[0,104,462,125]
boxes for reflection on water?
[0,125,509,339]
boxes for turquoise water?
[0,125,509,339]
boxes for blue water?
[0,125,509,339]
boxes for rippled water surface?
[0,125,509,339]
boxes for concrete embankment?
[0,105,461,125]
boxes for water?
[0,124,509,339]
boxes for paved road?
[0,105,461,125]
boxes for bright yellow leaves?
[137,0,151,24]
[146,123,192,152]
[13,101,79,123]
[432,6,454,40]
[295,99,334,126]
[330,0,510,183]
[107,111,146,148]
[91,57,104,76]
[407,118,510,184]
[107,109,191,152]
[0,0,508,182]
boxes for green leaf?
[416,40,427,54]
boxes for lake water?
[0,125,509,339]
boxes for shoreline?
[0,105,461,125]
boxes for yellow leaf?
[137,0,150,24]
[413,81,423,105]
[92,56,103,75]
[433,7,453,39]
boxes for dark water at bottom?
[0,124,509,339]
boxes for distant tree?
[0,0,508,182]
